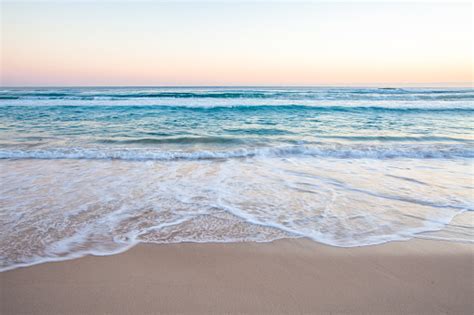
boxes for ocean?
[0,86,472,271]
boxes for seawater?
[0,87,472,271]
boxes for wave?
[1,88,473,101]
[0,144,472,161]
[316,135,473,143]
[1,149,472,272]
[96,135,472,145]
[98,136,245,145]
[1,103,473,112]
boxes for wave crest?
[0,144,472,161]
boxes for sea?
[0,86,472,271]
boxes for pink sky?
[1,2,472,86]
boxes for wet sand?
[1,239,473,314]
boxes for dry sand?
[1,239,473,314]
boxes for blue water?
[0,87,473,271]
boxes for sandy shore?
[1,239,473,314]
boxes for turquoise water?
[0,87,473,270]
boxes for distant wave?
[1,104,473,112]
[1,87,473,102]
[1,92,272,99]
[1,144,472,161]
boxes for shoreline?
[1,234,473,273]
[1,238,473,314]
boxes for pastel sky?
[1,1,472,86]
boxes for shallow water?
[0,87,473,271]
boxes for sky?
[0,1,472,86]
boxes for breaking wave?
[0,144,472,161]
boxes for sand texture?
[1,239,473,314]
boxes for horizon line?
[1,82,472,89]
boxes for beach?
[1,238,473,314]
[0,87,473,313]
[2,1,473,313]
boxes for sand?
[1,238,473,314]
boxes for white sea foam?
[1,98,473,109]
[1,157,472,271]
[0,144,472,161]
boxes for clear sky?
[1,1,472,86]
